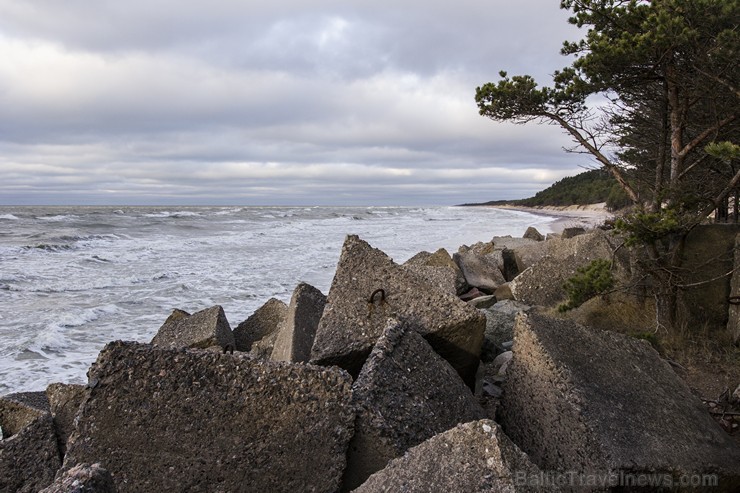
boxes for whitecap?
[0,214,19,220]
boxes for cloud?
[0,0,591,205]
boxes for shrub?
[558,259,614,312]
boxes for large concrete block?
[0,396,61,493]
[45,383,86,457]
[728,233,740,344]
[151,305,235,350]
[343,321,485,490]
[310,235,485,386]
[453,246,506,294]
[510,230,622,307]
[271,283,326,363]
[501,312,740,491]
[64,341,355,493]
[233,298,287,352]
[403,248,467,295]
[39,463,116,493]
[354,420,552,493]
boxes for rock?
[45,383,86,457]
[494,282,515,300]
[500,311,740,490]
[561,226,586,238]
[459,287,485,301]
[2,391,50,412]
[250,330,279,360]
[310,235,485,387]
[354,420,552,493]
[0,395,61,493]
[343,321,485,491]
[64,341,355,493]
[151,305,235,350]
[492,350,512,373]
[233,298,287,352]
[480,300,530,362]
[509,230,622,307]
[733,384,740,404]
[271,283,326,363]
[453,248,506,293]
[403,248,467,295]
[523,226,545,241]
[39,463,116,493]
[467,294,496,309]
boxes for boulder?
[343,321,485,491]
[233,298,287,352]
[523,226,545,241]
[151,305,235,350]
[480,300,530,362]
[509,230,622,307]
[39,463,116,493]
[453,248,506,293]
[500,312,740,491]
[561,226,586,239]
[494,282,515,301]
[45,383,86,457]
[467,294,496,310]
[310,235,485,387]
[2,391,50,412]
[403,248,467,295]
[64,341,355,493]
[271,283,326,363]
[354,420,552,493]
[0,395,61,493]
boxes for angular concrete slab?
[233,298,287,352]
[45,383,86,457]
[354,420,552,493]
[310,235,485,386]
[271,283,326,363]
[0,396,61,493]
[151,305,235,350]
[500,312,740,491]
[343,321,485,490]
[403,248,467,295]
[64,341,355,493]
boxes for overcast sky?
[0,0,594,206]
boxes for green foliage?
[558,259,615,312]
[629,331,662,352]
[614,208,688,246]
[705,141,740,162]
[605,184,631,211]
[519,169,625,207]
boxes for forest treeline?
[462,169,631,210]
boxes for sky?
[0,0,595,206]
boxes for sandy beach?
[489,202,613,234]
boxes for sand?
[490,202,613,234]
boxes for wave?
[0,214,19,220]
[37,214,77,222]
[144,211,202,218]
[25,304,121,354]
[22,243,75,253]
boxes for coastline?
[487,202,613,234]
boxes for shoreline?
[487,202,613,234]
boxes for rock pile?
[4,229,740,492]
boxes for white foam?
[0,214,19,220]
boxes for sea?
[0,205,557,395]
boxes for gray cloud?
[0,0,592,205]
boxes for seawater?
[0,205,556,394]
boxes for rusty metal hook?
[368,288,386,304]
